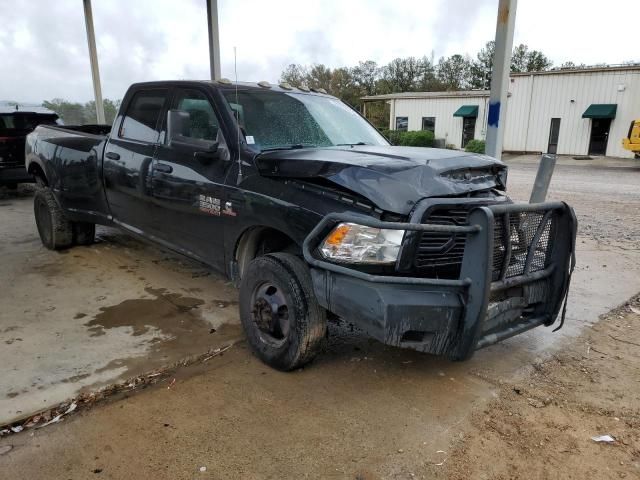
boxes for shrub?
[379,129,401,145]
[396,130,434,147]
[465,139,485,153]
[379,129,434,147]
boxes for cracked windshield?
[223,90,388,150]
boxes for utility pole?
[82,0,106,124]
[206,0,222,80]
[485,0,517,160]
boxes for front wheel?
[239,252,327,371]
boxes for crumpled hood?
[255,146,507,214]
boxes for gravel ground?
[505,155,640,248]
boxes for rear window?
[119,90,168,143]
[0,113,59,135]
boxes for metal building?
[362,65,640,158]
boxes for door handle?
[155,163,173,174]
[105,151,120,160]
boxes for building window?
[395,116,408,131]
[421,117,435,134]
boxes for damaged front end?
[303,200,577,360]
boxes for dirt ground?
[445,296,640,480]
[1,155,639,479]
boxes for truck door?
[151,87,230,271]
[103,88,168,235]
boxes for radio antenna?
[234,46,243,185]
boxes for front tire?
[34,188,74,250]
[239,252,327,371]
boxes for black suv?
[0,106,59,187]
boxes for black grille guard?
[303,201,577,360]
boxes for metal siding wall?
[511,70,640,157]
[388,69,640,157]
[393,97,488,149]
[503,75,533,151]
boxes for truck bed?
[25,124,112,223]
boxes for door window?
[171,89,220,141]
[119,90,167,143]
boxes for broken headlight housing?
[319,223,405,264]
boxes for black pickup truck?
[25,80,576,370]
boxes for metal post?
[530,154,557,203]
[206,0,222,80]
[82,0,105,124]
[485,0,517,160]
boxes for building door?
[462,117,476,148]
[588,118,611,156]
[547,118,561,154]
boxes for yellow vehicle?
[623,119,640,158]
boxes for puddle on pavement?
[82,287,244,387]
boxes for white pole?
[530,154,557,203]
[485,0,517,160]
[82,0,105,124]
[206,0,222,80]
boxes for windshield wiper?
[260,143,317,152]
[336,142,368,146]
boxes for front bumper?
[303,201,577,360]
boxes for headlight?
[320,223,405,264]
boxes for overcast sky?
[0,0,636,103]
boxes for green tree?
[42,98,121,125]
[42,99,86,124]
[84,99,121,124]
[511,44,552,72]
[351,60,380,96]
[279,64,308,86]
[559,61,587,70]
[381,57,425,92]
[305,64,333,91]
[525,50,553,71]
[329,67,361,107]
[437,54,472,90]
[416,56,443,91]
[470,41,495,89]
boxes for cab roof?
[129,80,332,97]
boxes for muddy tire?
[239,252,327,371]
[34,188,74,250]
[73,222,95,245]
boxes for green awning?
[453,105,479,118]
[582,104,617,119]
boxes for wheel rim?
[250,281,290,347]
[35,197,52,245]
